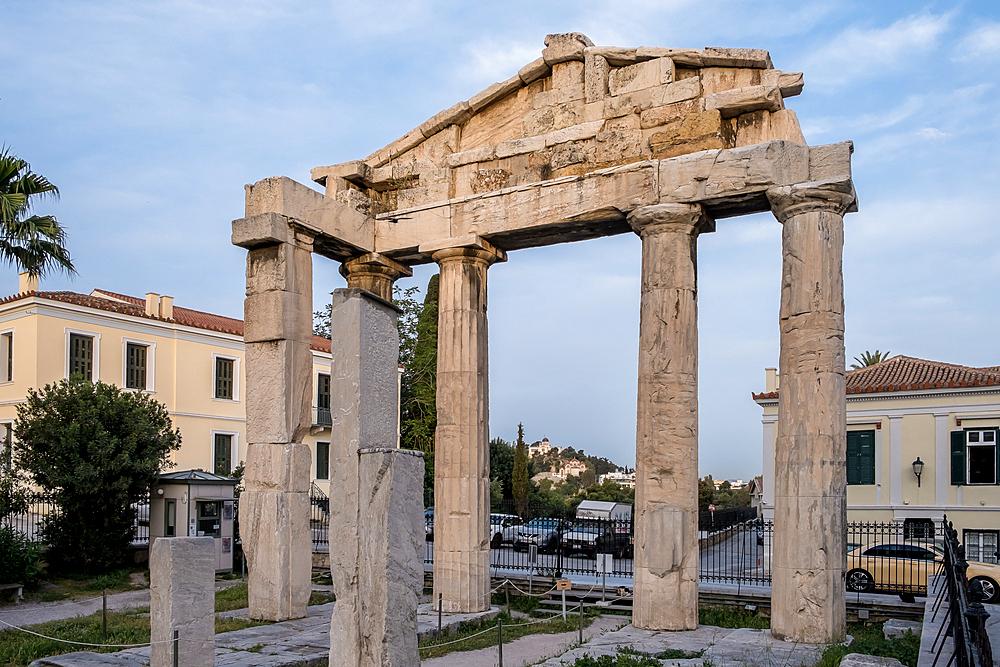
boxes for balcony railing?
[314,406,332,427]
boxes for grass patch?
[816,622,920,667]
[214,582,249,612]
[698,606,770,629]
[418,610,592,659]
[0,605,277,666]
[24,568,147,603]
[491,590,540,615]
[0,607,150,666]
[568,646,702,666]
[308,590,336,606]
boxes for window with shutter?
[214,433,233,476]
[69,334,94,380]
[952,430,967,485]
[316,442,330,480]
[214,357,234,399]
[847,430,875,485]
[126,343,148,389]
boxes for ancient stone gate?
[233,32,857,644]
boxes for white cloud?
[455,39,541,87]
[801,12,952,88]
[954,21,1000,61]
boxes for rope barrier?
[0,616,161,648]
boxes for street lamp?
[912,457,924,487]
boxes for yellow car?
[846,542,1000,602]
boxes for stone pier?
[327,287,423,667]
[430,238,505,613]
[628,204,713,631]
[233,212,314,622]
[767,177,855,643]
[150,537,215,667]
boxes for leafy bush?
[0,525,40,586]
[14,377,180,574]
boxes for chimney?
[765,367,778,393]
[159,295,174,319]
[145,293,160,317]
[18,272,38,293]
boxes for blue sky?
[4,0,999,479]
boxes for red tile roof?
[0,289,332,353]
[753,355,1000,400]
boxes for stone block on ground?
[841,654,905,667]
[150,537,215,667]
[883,618,922,639]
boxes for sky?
[4,0,1000,480]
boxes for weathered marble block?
[150,537,215,667]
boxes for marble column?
[341,252,413,302]
[767,177,856,644]
[627,203,713,631]
[430,239,505,613]
[235,215,315,622]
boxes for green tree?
[698,475,715,512]
[401,275,439,506]
[489,437,514,502]
[0,148,75,278]
[14,377,180,573]
[851,350,891,369]
[579,468,596,488]
[512,423,529,518]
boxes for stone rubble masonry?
[150,537,215,667]
[327,288,418,667]
[628,203,714,631]
[239,226,315,622]
[767,176,857,644]
[431,239,505,613]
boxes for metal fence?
[1,491,152,546]
[927,516,993,667]
[424,513,993,597]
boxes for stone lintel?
[767,176,858,222]
[627,203,715,237]
[233,212,294,249]
[242,175,374,259]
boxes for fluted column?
[767,177,856,643]
[627,203,713,631]
[340,252,412,302]
[431,239,505,613]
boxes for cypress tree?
[512,423,529,518]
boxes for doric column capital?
[767,176,858,223]
[627,203,715,239]
[426,235,507,266]
[339,252,412,302]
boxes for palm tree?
[0,148,75,279]
[851,350,891,370]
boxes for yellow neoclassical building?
[755,355,1000,562]
[0,274,335,492]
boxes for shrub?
[0,525,40,586]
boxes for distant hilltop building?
[599,471,636,489]
[714,479,746,490]
[560,458,587,478]
[527,437,561,457]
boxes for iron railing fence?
[698,506,757,533]
[930,516,993,667]
[309,482,329,549]
[424,515,985,595]
[1,491,152,546]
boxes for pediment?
[311,33,808,215]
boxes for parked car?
[846,541,1000,602]
[490,514,522,548]
[511,518,564,553]
[425,508,434,542]
[561,522,633,559]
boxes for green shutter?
[995,428,1000,487]
[847,431,875,485]
[952,430,966,485]
[857,431,875,485]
